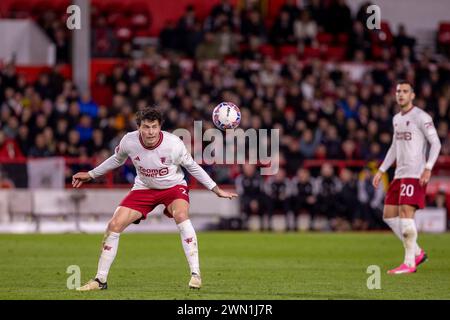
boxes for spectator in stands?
[54,28,70,63]
[293,10,318,47]
[334,168,357,231]
[326,0,353,36]
[177,5,200,55]
[208,0,234,29]
[290,168,316,231]
[314,163,341,230]
[394,24,416,57]
[159,20,179,52]
[241,9,267,42]
[195,32,222,61]
[28,133,52,157]
[305,0,326,29]
[348,21,372,60]
[91,15,118,57]
[264,168,291,231]
[271,10,295,46]
[235,164,266,231]
[299,128,321,159]
[357,167,384,230]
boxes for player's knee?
[400,219,416,239]
[107,219,123,233]
[172,210,189,223]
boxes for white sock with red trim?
[384,216,421,256]
[95,231,120,283]
[400,218,417,267]
[177,219,200,275]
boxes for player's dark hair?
[396,80,414,92]
[135,108,163,126]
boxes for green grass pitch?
[0,232,449,300]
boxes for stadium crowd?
[1,0,450,230]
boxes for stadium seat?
[116,27,133,41]
[279,45,298,58]
[316,32,333,45]
[371,21,393,45]
[302,47,321,59]
[323,46,346,61]
[438,22,450,44]
[337,33,349,45]
[259,44,276,58]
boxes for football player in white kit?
[372,80,441,274]
[72,108,237,290]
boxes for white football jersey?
[88,130,217,191]
[379,106,441,179]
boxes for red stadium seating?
[279,45,298,58]
[438,22,450,44]
[323,46,346,61]
[302,47,321,59]
[259,44,276,58]
[316,32,333,45]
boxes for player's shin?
[177,219,200,275]
[400,218,417,267]
[384,216,421,255]
[95,231,120,283]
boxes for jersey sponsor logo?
[138,166,169,177]
[396,131,412,141]
[134,156,140,161]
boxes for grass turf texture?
[0,232,449,300]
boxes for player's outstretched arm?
[72,172,93,188]
[211,185,238,200]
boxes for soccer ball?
[212,102,241,130]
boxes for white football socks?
[96,231,120,283]
[383,216,421,256]
[177,219,200,275]
[400,218,418,267]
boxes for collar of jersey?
[139,131,163,150]
[401,105,415,116]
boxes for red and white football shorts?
[119,184,189,219]
[384,178,426,209]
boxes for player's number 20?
[400,184,414,197]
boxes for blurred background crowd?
[1,0,450,230]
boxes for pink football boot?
[387,263,417,274]
[415,249,428,267]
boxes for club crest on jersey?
[134,156,140,161]
[406,121,410,126]
[160,156,171,165]
[184,237,193,244]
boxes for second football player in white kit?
[72,108,237,290]
[373,80,441,274]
